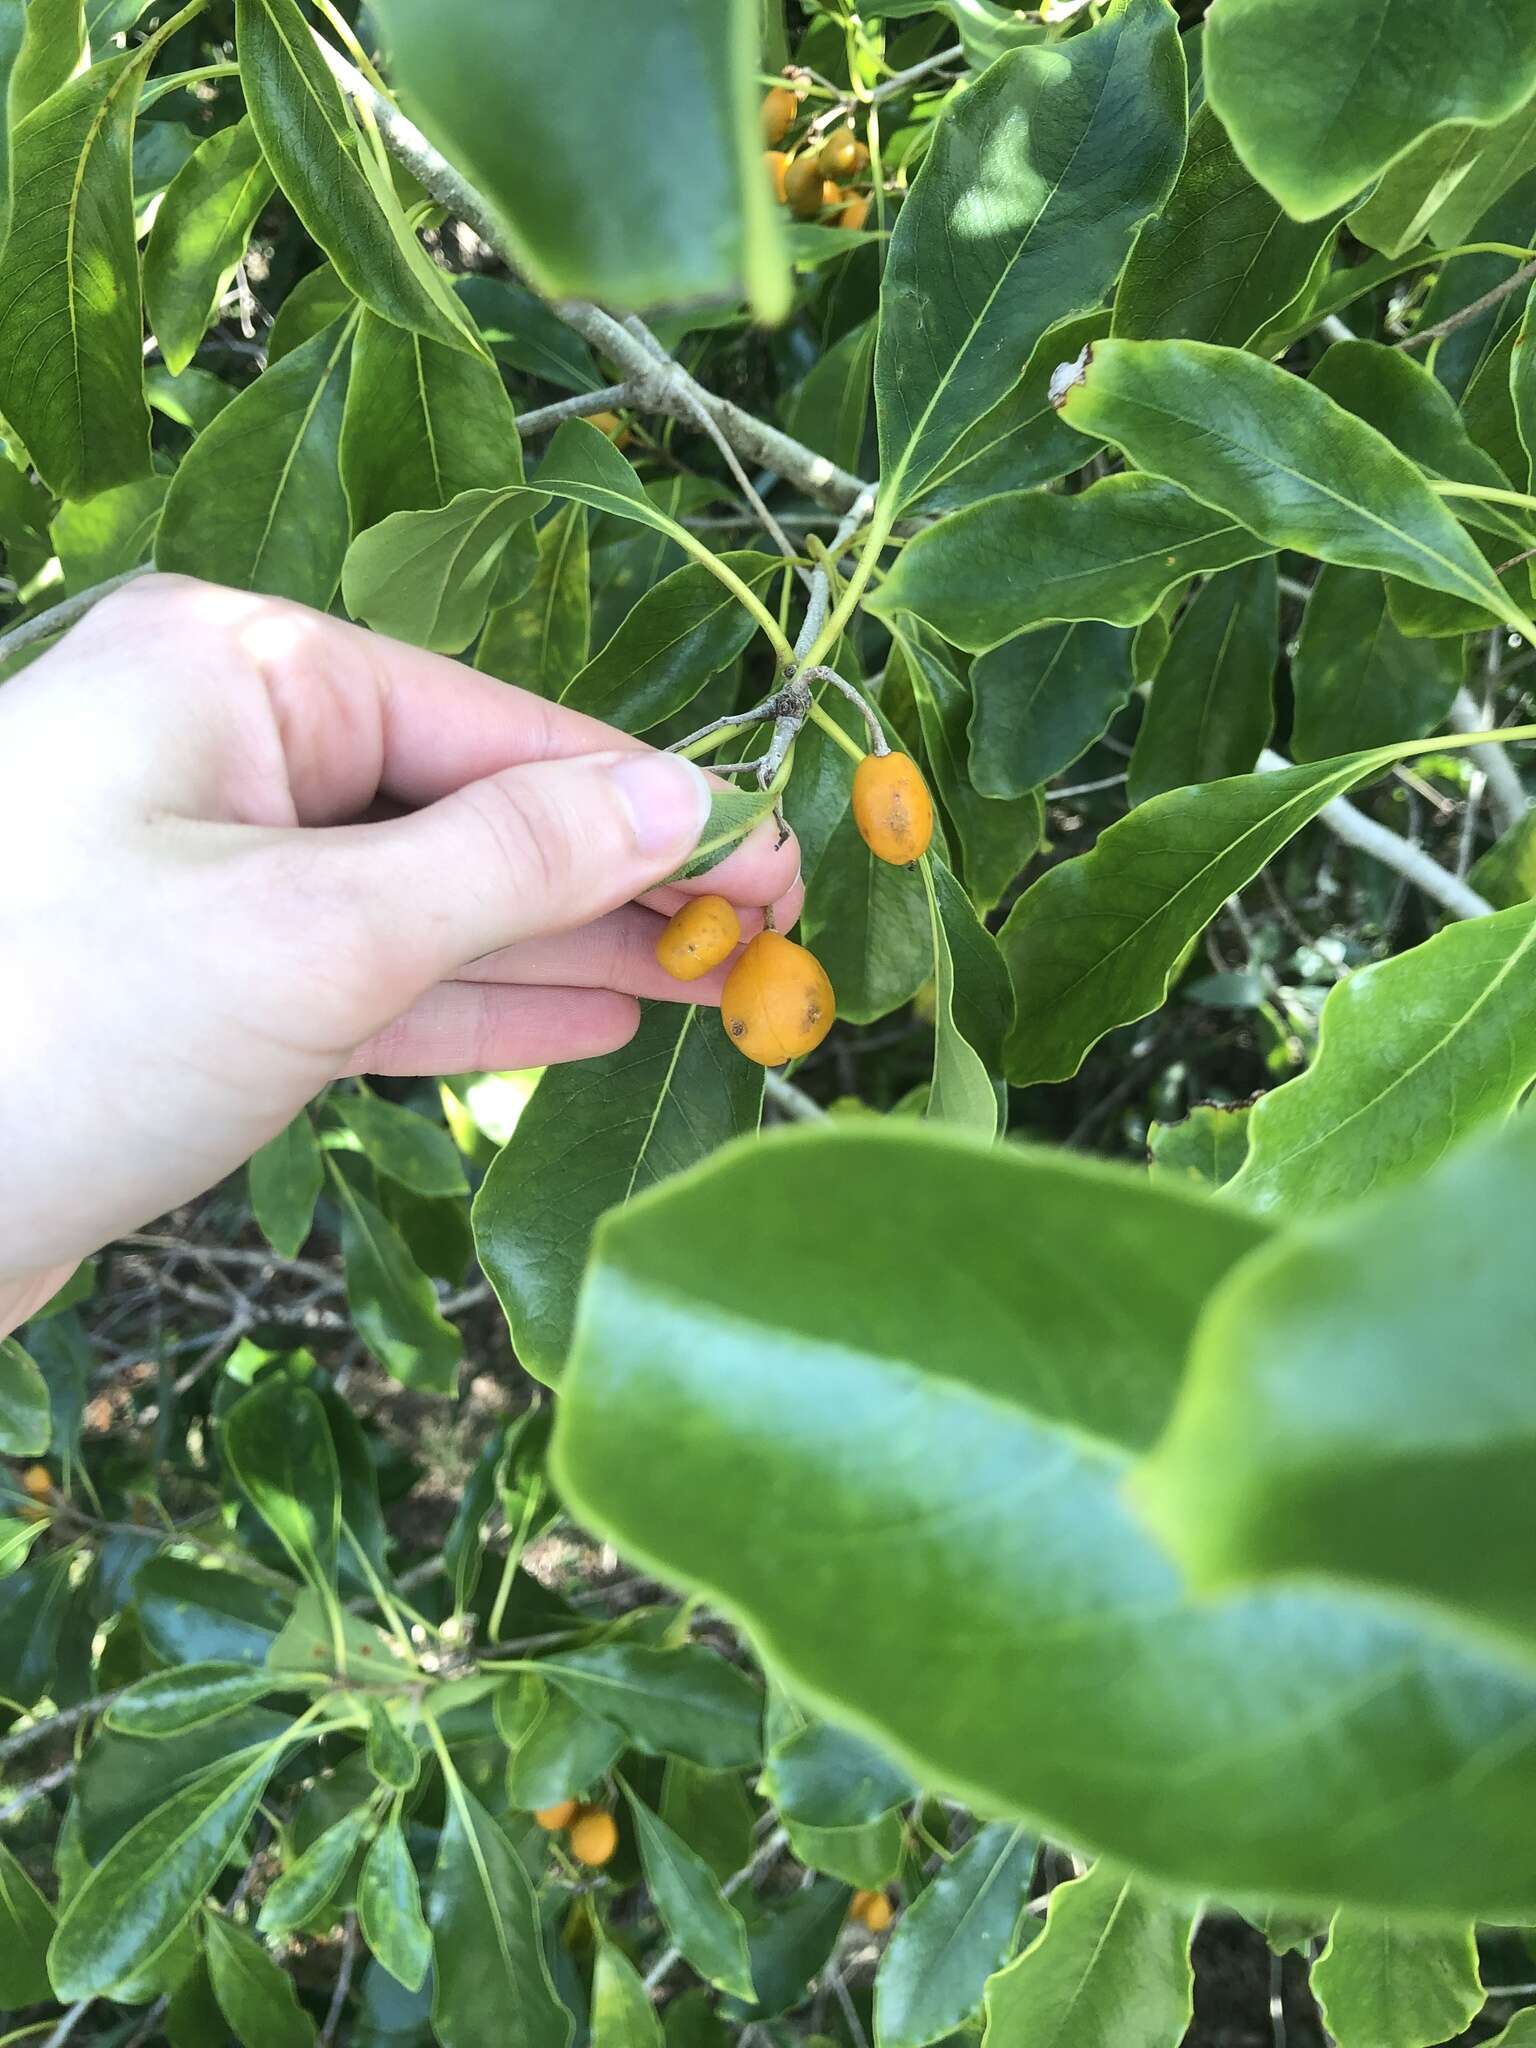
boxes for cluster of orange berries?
[761,79,873,232]
[535,1798,619,1867]
[656,749,934,1067]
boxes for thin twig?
[764,1071,826,1121]
[0,1689,128,1768]
[0,1760,75,1827]
[1395,257,1536,351]
[1451,676,1527,835]
[320,1912,360,2045]
[39,2001,92,2048]
[869,43,965,101]
[515,383,630,439]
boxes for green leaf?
[979,1862,1195,2047]
[785,1810,901,1890]
[134,1556,289,1668]
[920,857,1001,1139]
[1311,1914,1483,2048]
[1204,0,1536,220]
[538,1643,761,1768]
[592,1938,664,2048]
[145,116,274,376]
[49,1743,290,1999]
[502,1676,626,1811]
[762,1718,916,1830]
[1290,567,1463,760]
[1114,99,1342,349]
[783,318,875,479]
[428,1775,571,2048]
[0,13,26,257]
[1350,98,1536,257]
[340,307,526,534]
[456,275,602,395]
[969,622,1135,797]
[473,1000,762,1385]
[623,1788,756,2002]
[874,0,1185,508]
[235,0,479,353]
[1515,282,1536,492]
[51,474,168,592]
[1055,339,1533,635]
[660,1760,753,1885]
[331,1165,462,1394]
[359,1811,432,1994]
[535,421,717,551]
[267,263,354,365]
[258,1805,373,1937]
[206,1909,318,2048]
[1137,1111,1536,1669]
[477,502,591,697]
[342,483,547,655]
[1473,807,1536,908]
[332,1091,468,1200]
[106,1661,279,1738]
[872,475,1267,652]
[934,854,1015,1078]
[0,36,161,497]
[148,362,237,433]
[1147,1103,1252,1190]
[0,1836,55,2007]
[562,554,779,734]
[366,1699,420,1793]
[736,1877,848,2020]
[1485,2012,1536,2047]
[875,1824,1036,2048]
[156,318,355,607]
[1228,901,1536,1214]
[667,783,781,886]
[249,1111,324,1261]
[368,0,786,319]
[0,1335,49,1456]
[11,0,83,123]
[1127,559,1277,805]
[222,1376,341,1592]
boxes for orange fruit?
[568,1807,619,1867]
[818,130,865,179]
[838,192,871,232]
[656,895,742,982]
[720,932,835,1067]
[764,149,791,203]
[761,85,799,145]
[854,1890,894,1932]
[533,1800,579,1831]
[852,752,934,865]
[784,154,827,219]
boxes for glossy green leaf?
[1484,2012,1536,2047]
[1056,339,1533,634]
[979,1861,1195,2047]
[969,622,1135,797]
[52,474,168,593]
[359,1811,432,1994]
[0,1335,49,1456]
[1311,1913,1483,2048]
[145,116,274,375]
[875,0,1185,507]
[332,1091,468,1200]
[1229,901,1536,1214]
[156,319,355,607]
[0,1836,54,2007]
[1473,807,1536,908]
[477,502,591,697]
[106,1661,279,1738]
[934,853,1015,1079]
[0,13,25,257]
[502,1676,626,1811]
[235,0,479,353]
[148,362,237,433]
[267,263,354,364]
[331,1165,462,1394]
[1290,567,1462,760]
[1147,1103,1251,1189]
[11,0,82,123]
[1204,0,1536,220]
[783,318,875,479]
[660,1760,753,1885]
[736,1877,848,2020]
[1351,98,1536,256]
[428,1775,571,2048]
[473,999,761,1385]
[1127,559,1277,805]
[342,483,546,655]
[875,1824,1035,2048]
[1138,1111,1536,1668]
[535,421,720,553]
[763,1717,915,1832]
[206,1909,317,2048]
[623,1788,756,2001]
[920,856,1000,1139]
[455,275,601,394]
[592,1938,664,2048]
[0,34,162,497]
[786,1810,902,1889]
[258,1805,373,1937]
[370,0,786,318]
[222,1376,340,1591]
[538,1643,761,1768]
[562,554,779,734]
[872,475,1267,653]
[366,1699,419,1793]
[249,1110,324,1261]
[1515,282,1536,492]
[1114,99,1341,348]
[134,1556,289,1668]
[340,307,525,535]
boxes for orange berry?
[585,410,632,447]
[852,751,934,865]
[568,1807,619,1867]
[764,149,791,204]
[838,192,871,232]
[761,85,799,146]
[656,894,741,982]
[818,130,865,180]
[533,1800,579,1831]
[21,1464,51,1500]
[784,153,827,219]
[859,1891,895,1933]
[720,932,835,1068]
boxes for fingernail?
[609,753,712,859]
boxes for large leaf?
[623,1788,756,2001]
[330,1167,462,1395]
[11,0,82,124]
[145,116,274,376]
[106,1662,280,1738]
[206,1909,318,2048]
[248,1110,324,1261]
[1228,901,1536,1214]
[592,1939,664,2048]
[871,475,1267,652]
[874,0,1185,509]
[258,1805,373,1938]
[156,318,355,607]
[1204,0,1536,220]
[920,856,1003,1139]
[341,484,547,654]
[969,622,1135,796]
[1127,558,1276,804]
[370,0,786,317]
[0,1336,49,1456]
[874,1824,1036,2048]
[1310,1913,1483,2048]
[472,1000,761,1385]
[537,1643,762,1768]
[332,1090,468,1200]
[476,502,591,697]
[358,1812,432,1995]
[52,474,167,592]
[1137,1111,1536,1671]
[221,1376,340,1592]
[1055,339,1535,636]
[0,1837,55,2007]
[979,1861,1196,2047]
[1290,567,1462,760]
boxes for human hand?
[0,574,801,1330]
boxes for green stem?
[677,721,757,762]
[1435,480,1536,518]
[487,1482,545,1644]
[676,533,797,665]
[806,698,868,762]
[343,1525,424,1669]
[798,499,896,671]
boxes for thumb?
[321,747,712,992]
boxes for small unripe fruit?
[721,932,835,1067]
[784,153,827,219]
[818,130,865,180]
[533,1800,579,1831]
[764,149,791,203]
[853,751,934,865]
[838,192,871,232]
[568,1807,619,1867]
[761,85,799,145]
[656,895,741,982]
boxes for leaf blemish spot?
[1048,346,1093,411]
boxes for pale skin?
[0,575,803,1336]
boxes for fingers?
[345,985,641,1077]
[641,814,802,917]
